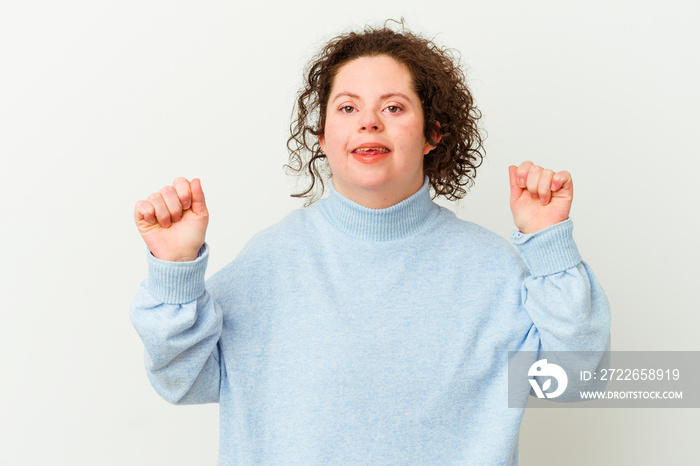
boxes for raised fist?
[134,177,209,262]
[509,161,573,234]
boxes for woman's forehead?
[330,55,417,101]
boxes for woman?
[131,24,609,465]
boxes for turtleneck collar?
[318,177,441,241]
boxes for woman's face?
[319,55,437,209]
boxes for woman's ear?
[431,121,443,144]
[423,121,442,155]
[318,133,325,153]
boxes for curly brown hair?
[286,21,485,206]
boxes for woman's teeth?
[353,147,389,153]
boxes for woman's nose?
[358,110,383,132]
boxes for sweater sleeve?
[130,243,223,405]
[509,219,611,353]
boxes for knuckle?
[160,185,176,196]
[136,200,152,213]
[157,209,171,222]
[153,204,166,217]
[178,184,192,198]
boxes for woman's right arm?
[130,178,222,404]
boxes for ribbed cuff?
[509,219,581,277]
[146,244,209,304]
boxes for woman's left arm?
[508,162,610,352]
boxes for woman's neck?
[330,175,425,209]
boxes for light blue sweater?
[131,177,610,465]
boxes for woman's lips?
[351,148,391,163]
[351,146,391,163]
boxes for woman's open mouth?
[351,146,391,163]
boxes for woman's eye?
[340,106,355,113]
[386,105,401,113]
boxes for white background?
[1,0,698,464]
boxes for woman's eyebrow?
[331,91,359,102]
[379,92,411,101]
[331,91,413,102]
